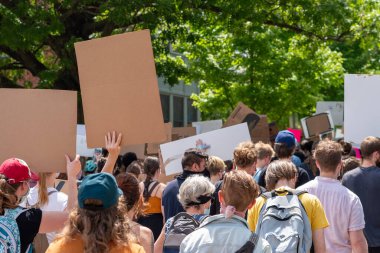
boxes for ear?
[315,159,321,169]
[247,199,256,210]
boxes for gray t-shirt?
[342,166,380,247]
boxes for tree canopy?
[1,1,379,126]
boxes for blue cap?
[78,173,122,210]
[275,130,296,148]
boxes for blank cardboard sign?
[0,89,77,172]
[224,102,270,143]
[75,30,166,148]
[301,112,334,139]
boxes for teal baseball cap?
[78,173,122,210]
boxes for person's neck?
[361,159,376,168]
[127,209,135,220]
[210,175,220,185]
[319,170,338,179]
[234,210,246,218]
[279,157,292,162]
[186,207,204,215]
[275,179,292,189]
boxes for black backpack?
[163,212,208,253]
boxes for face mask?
[204,208,210,215]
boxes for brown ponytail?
[0,175,19,214]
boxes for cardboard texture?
[0,89,77,172]
[146,123,172,156]
[268,122,279,142]
[344,74,380,144]
[160,123,251,175]
[171,127,196,141]
[75,30,166,148]
[301,112,334,139]
[224,102,270,143]
[120,144,146,159]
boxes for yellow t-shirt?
[46,236,145,253]
[247,187,329,232]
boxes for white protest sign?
[160,123,250,175]
[344,74,380,144]
[76,124,95,157]
[192,120,223,134]
[316,101,344,126]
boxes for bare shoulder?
[155,183,166,198]
[140,225,153,238]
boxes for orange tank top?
[146,196,162,214]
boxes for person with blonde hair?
[0,155,80,253]
[180,170,271,253]
[233,141,257,175]
[210,141,258,215]
[46,173,145,253]
[247,160,328,253]
[155,175,215,253]
[207,156,225,185]
[20,172,68,251]
[253,141,274,183]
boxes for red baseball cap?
[0,158,39,184]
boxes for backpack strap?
[55,181,65,191]
[234,232,258,253]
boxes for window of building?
[187,98,198,123]
[173,96,184,127]
[160,94,170,123]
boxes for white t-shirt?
[298,176,365,253]
[21,186,68,243]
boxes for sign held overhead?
[75,30,166,148]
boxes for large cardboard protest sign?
[345,74,380,144]
[160,123,250,175]
[120,144,146,159]
[316,101,344,126]
[0,89,77,172]
[192,120,223,134]
[224,102,270,143]
[301,112,334,139]
[76,124,95,157]
[75,30,166,148]
[146,123,172,156]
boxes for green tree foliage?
[173,0,380,127]
[0,1,379,126]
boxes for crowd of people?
[0,129,379,253]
